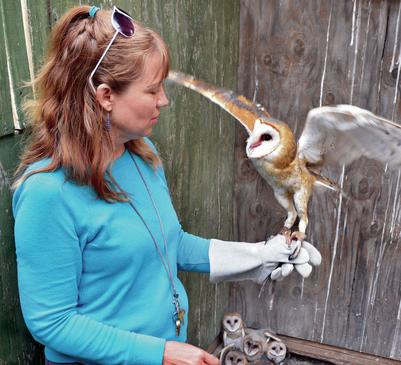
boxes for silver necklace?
[128,152,185,336]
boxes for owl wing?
[298,105,401,169]
[168,70,272,135]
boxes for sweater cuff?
[131,333,166,364]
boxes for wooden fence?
[0,0,400,364]
[231,0,401,361]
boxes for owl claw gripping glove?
[209,235,321,284]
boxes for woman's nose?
[157,87,169,107]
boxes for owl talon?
[279,227,292,245]
[288,231,305,259]
[289,243,301,260]
[291,231,305,242]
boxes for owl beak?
[250,140,262,149]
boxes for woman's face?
[109,51,169,146]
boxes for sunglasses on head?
[89,6,135,93]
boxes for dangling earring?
[105,112,112,130]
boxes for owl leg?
[272,191,297,245]
[289,188,311,259]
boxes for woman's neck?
[112,143,126,160]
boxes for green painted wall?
[0,1,239,363]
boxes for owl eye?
[234,319,238,323]
[261,133,272,141]
[272,345,277,350]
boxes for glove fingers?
[270,267,284,281]
[302,241,322,266]
[288,246,309,264]
[281,263,294,277]
[295,263,312,278]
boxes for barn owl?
[222,312,246,351]
[168,71,401,257]
[221,349,248,365]
[242,330,266,362]
[264,331,287,364]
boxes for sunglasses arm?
[88,29,119,93]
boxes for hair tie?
[89,6,100,18]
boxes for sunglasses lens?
[113,8,135,37]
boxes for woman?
[12,5,320,365]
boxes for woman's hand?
[163,341,219,365]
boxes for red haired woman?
[12,5,320,365]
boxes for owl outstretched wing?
[298,105,401,169]
[167,71,272,135]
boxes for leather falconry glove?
[209,235,321,284]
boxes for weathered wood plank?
[26,0,52,75]
[280,334,401,365]
[0,0,17,136]
[0,0,33,131]
[0,134,43,365]
[234,0,401,360]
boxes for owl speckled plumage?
[168,71,401,256]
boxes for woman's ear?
[95,84,113,111]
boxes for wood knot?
[349,159,382,200]
[262,53,290,77]
[263,54,272,67]
[249,202,266,218]
[293,38,305,57]
[358,178,369,195]
[324,92,336,105]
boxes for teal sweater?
[12,142,211,364]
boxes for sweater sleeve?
[12,174,165,365]
[177,231,211,273]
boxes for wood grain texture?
[0,134,43,365]
[233,0,401,360]
[0,0,32,132]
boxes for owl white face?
[246,119,281,159]
[224,350,248,365]
[243,335,263,358]
[223,313,243,333]
[266,340,287,363]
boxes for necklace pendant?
[175,319,181,336]
[178,308,185,326]
[173,295,185,337]
[174,309,185,336]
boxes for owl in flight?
[168,71,401,257]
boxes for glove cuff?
[209,239,274,284]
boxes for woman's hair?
[13,5,169,201]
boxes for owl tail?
[311,171,349,200]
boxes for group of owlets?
[216,312,287,365]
